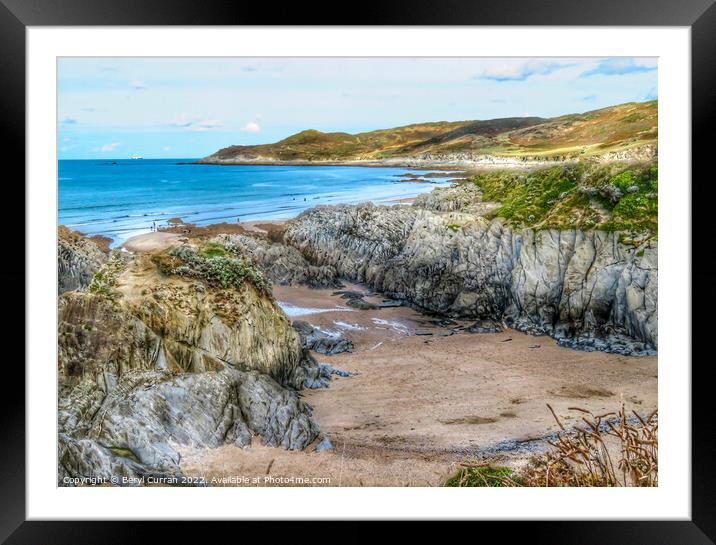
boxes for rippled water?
[58,159,450,245]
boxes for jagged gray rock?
[315,435,334,453]
[284,202,657,355]
[58,226,107,293]
[214,233,341,288]
[292,320,354,355]
[59,368,319,485]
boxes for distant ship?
[130,156,143,160]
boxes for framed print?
[3,0,715,541]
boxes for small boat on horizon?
[130,156,143,160]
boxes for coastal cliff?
[282,203,656,355]
[209,160,655,356]
[58,238,331,485]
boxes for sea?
[58,159,454,247]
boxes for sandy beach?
[179,281,657,487]
[122,231,184,252]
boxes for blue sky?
[58,57,657,159]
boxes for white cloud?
[581,58,656,78]
[162,146,172,151]
[189,119,222,132]
[131,79,148,90]
[168,113,195,127]
[478,60,572,82]
[97,142,120,152]
[168,114,222,131]
[242,121,261,133]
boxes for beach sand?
[122,232,184,252]
[122,219,291,252]
[179,282,658,487]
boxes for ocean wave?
[58,165,455,239]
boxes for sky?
[57,57,657,160]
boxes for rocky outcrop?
[213,233,341,288]
[58,253,328,486]
[292,320,354,355]
[59,367,319,485]
[198,154,561,169]
[284,203,657,355]
[593,144,658,163]
[198,149,653,169]
[413,184,497,214]
[58,226,107,293]
[504,229,657,353]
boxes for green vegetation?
[471,161,657,235]
[443,465,520,487]
[108,446,141,463]
[199,241,228,258]
[154,243,272,296]
[88,252,126,300]
[206,101,657,163]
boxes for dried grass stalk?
[522,404,658,487]
[445,404,658,487]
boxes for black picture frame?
[3,0,713,541]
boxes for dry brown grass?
[444,404,658,487]
[522,404,658,487]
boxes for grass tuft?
[443,465,522,487]
[443,404,657,487]
[199,241,228,258]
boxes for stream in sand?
[179,281,658,487]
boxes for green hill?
[202,101,657,164]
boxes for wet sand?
[180,282,658,487]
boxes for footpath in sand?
[179,282,658,487]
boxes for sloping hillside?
[201,101,657,164]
